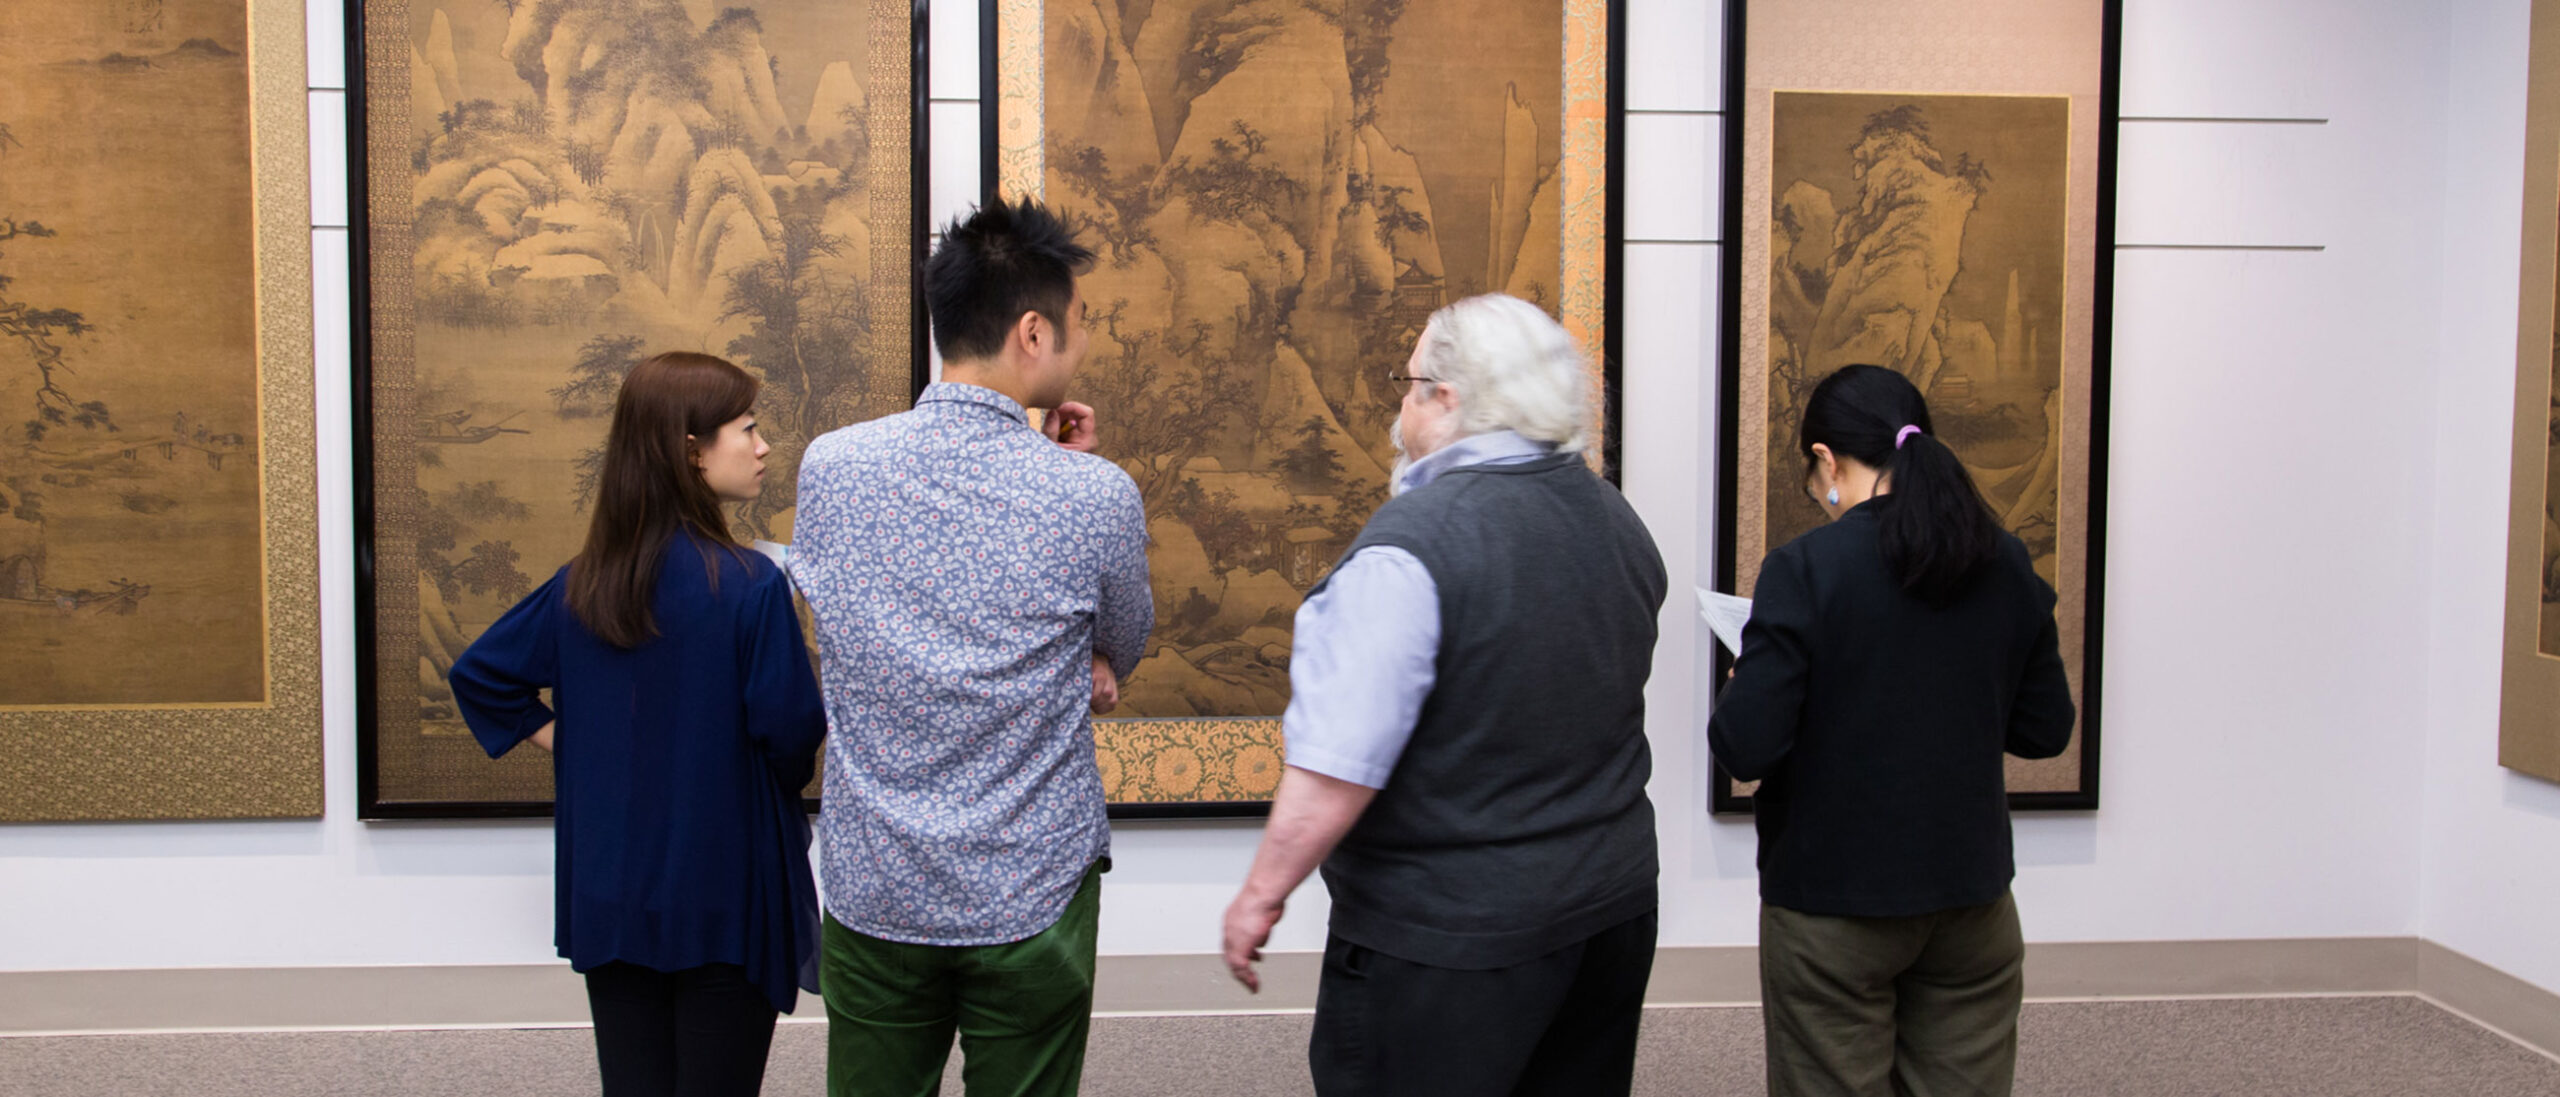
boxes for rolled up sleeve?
[449,575,562,760]
[738,565,828,790]
[1280,548,1439,789]
[1093,474,1153,679]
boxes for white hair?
[1414,293,1595,454]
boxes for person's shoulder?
[1990,532,2055,598]
[666,530,765,578]
[1387,455,1523,512]
[1777,509,1867,560]
[735,550,798,612]
[1995,531,2034,568]
[729,541,787,586]
[799,426,853,475]
[1552,456,1653,526]
[806,409,919,463]
[689,538,792,613]
[805,413,940,497]
[1407,452,1582,511]
[816,414,902,450]
[1346,479,1420,528]
[1347,482,1463,551]
[807,419,865,454]
[1051,447,1140,503]
[505,565,570,619]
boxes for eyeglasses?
[1385,371,1442,395]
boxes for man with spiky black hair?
[793,197,1153,1097]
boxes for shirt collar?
[915,381,1029,424]
[1395,430,1555,495]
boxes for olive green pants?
[1759,892,2025,1097]
[822,864,1101,1097]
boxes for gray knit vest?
[1315,452,1665,969]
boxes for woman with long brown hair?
[450,351,826,1097]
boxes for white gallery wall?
[2,0,2556,998]
[2424,0,2560,997]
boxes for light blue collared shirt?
[794,383,1153,945]
[1281,431,1556,788]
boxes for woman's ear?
[1808,442,1837,483]
[685,433,703,468]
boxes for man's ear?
[1015,310,1046,357]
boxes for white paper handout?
[1696,587,1752,657]
[750,539,792,572]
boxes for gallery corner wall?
[2423,0,2560,1000]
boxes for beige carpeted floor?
[4,996,2554,1095]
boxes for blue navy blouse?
[449,532,827,1013]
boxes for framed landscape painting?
[2503,0,2560,783]
[353,0,929,817]
[1711,0,2120,812]
[985,0,1626,817]
[0,0,320,821]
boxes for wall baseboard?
[2417,940,2560,1060]
[5,938,2552,1060]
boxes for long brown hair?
[565,352,759,648]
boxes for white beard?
[1388,419,1413,495]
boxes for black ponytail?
[1799,364,2003,601]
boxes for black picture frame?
[350,0,937,819]
[1709,0,2118,815]
[979,0,1628,820]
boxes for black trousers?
[584,962,780,1097]
[1308,909,1658,1097]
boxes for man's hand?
[1043,401,1098,452]
[1222,890,1284,992]
[1090,653,1120,715]
[1217,767,1379,993]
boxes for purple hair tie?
[1895,425,1923,449]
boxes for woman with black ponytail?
[1710,363,2076,1096]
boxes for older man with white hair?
[1221,294,1668,1096]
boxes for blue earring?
[1825,488,1841,507]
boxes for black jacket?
[1708,498,2075,917]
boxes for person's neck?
[1835,460,1888,509]
[939,358,1039,411]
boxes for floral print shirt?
[793,383,1153,945]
